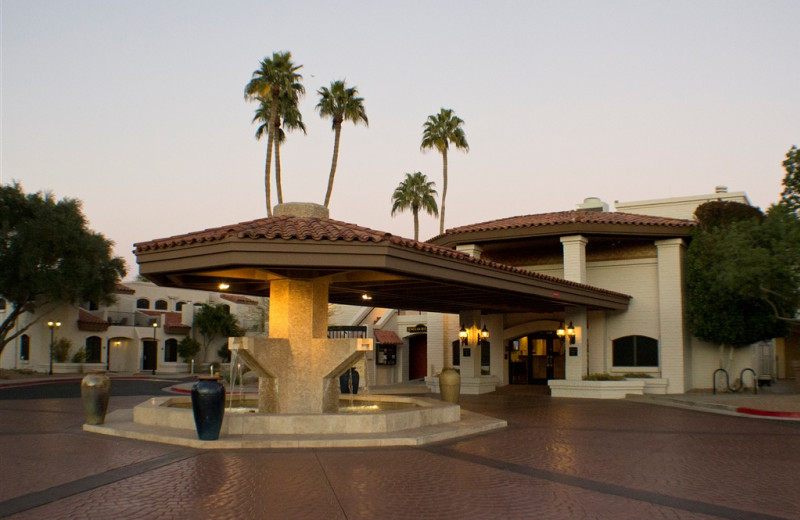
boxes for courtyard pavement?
[1,376,799,519]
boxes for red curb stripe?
[736,407,800,419]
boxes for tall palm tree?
[420,108,469,234]
[252,93,306,204]
[244,51,304,216]
[316,80,368,208]
[390,172,439,241]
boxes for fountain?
[84,203,506,447]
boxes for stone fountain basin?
[133,394,461,435]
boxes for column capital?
[560,235,588,246]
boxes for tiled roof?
[374,329,404,345]
[78,309,110,332]
[115,284,135,294]
[439,210,695,236]
[135,215,630,300]
[220,294,258,306]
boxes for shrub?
[623,372,653,378]
[582,373,626,381]
[52,338,72,362]
[177,337,201,361]
[71,349,86,363]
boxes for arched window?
[0,298,7,311]
[19,335,30,360]
[154,299,168,310]
[85,336,102,363]
[612,335,658,367]
[164,338,178,362]
[136,298,150,309]
[175,301,186,311]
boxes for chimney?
[576,197,609,212]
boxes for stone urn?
[80,370,110,425]
[191,376,226,441]
[439,367,461,404]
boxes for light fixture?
[459,325,468,345]
[480,324,490,340]
[361,293,372,301]
[557,321,576,344]
[47,321,61,376]
[218,282,230,290]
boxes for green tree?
[420,108,469,234]
[177,336,201,362]
[244,51,304,216]
[316,80,368,207]
[779,145,800,215]
[0,184,126,357]
[193,303,245,361]
[390,172,439,241]
[252,92,306,204]
[687,201,800,353]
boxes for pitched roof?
[220,294,259,306]
[78,309,110,332]
[430,210,694,247]
[115,284,135,294]
[374,329,404,345]
[135,214,632,314]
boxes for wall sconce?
[218,282,230,291]
[361,293,372,301]
[557,321,576,344]
[480,324,490,340]
[459,325,468,345]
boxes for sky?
[2,0,798,279]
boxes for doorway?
[509,331,565,384]
[142,339,158,372]
[408,334,427,380]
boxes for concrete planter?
[439,368,461,404]
[549,379,646,399]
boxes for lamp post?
[47,321,61,375]
[151,321,158,375]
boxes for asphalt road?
[0,377,188,400]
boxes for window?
[85,336,102,363]
[376,345,397,365]
[480,340,491,375]
[20,335,30,360]
[0,298,7,311]
[612,335,658,367]
[164,338,178,362]
[136,298,150,309]
[87,301,99,311]
[451,340,460,367]
[175,301,185,311]
[154,300,168,310]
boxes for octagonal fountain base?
[83,394,506,449]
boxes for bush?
[71,349,86,363]
[582,373,626,381]
[217,343,231,362]
[177,337,201,362]
[623,372,653,378]
[52,338,72,362]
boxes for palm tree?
[252,93,306,204]
[420,108,469,234]
[391,172,439,241]
[244,51,304,216]
[316,80,368,208]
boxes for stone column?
[560,235,588,380]
[656,238,688,393]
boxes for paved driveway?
[1,387,798,519]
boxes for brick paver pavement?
[1,390,798,519]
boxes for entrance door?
[142,339,157,372]
[509,331,565,384]
[408,335,427,380]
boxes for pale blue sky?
[2,0,798,277]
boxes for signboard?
[406,324,427,333]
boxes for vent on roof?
[576,197,609,212]
[715,185,728,194]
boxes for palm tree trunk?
[440,148,448,234]
[274,124,283,204]
[323,122,342,207]
[264,89,279,217]
[413,209,420,241]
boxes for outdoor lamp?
[480,324,490,340]
[47,320,61,375]
[459,325,468,345]
[218,282,230,290]
[557,322,576,344]
[556,323,566,338]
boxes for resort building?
[0,281,264,374]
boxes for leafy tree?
[779,145,800,215]
[687,201,800,351]
[0,184,126,357]
[316,80,368,207]
[244,51,304,216]
[193,303,245,361]
[252,92,306,204]
[177,336,201,362]
[420,108,469,234]
[390,172,439,241]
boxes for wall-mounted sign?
[569,347,578,357]
[406,324,427,333]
